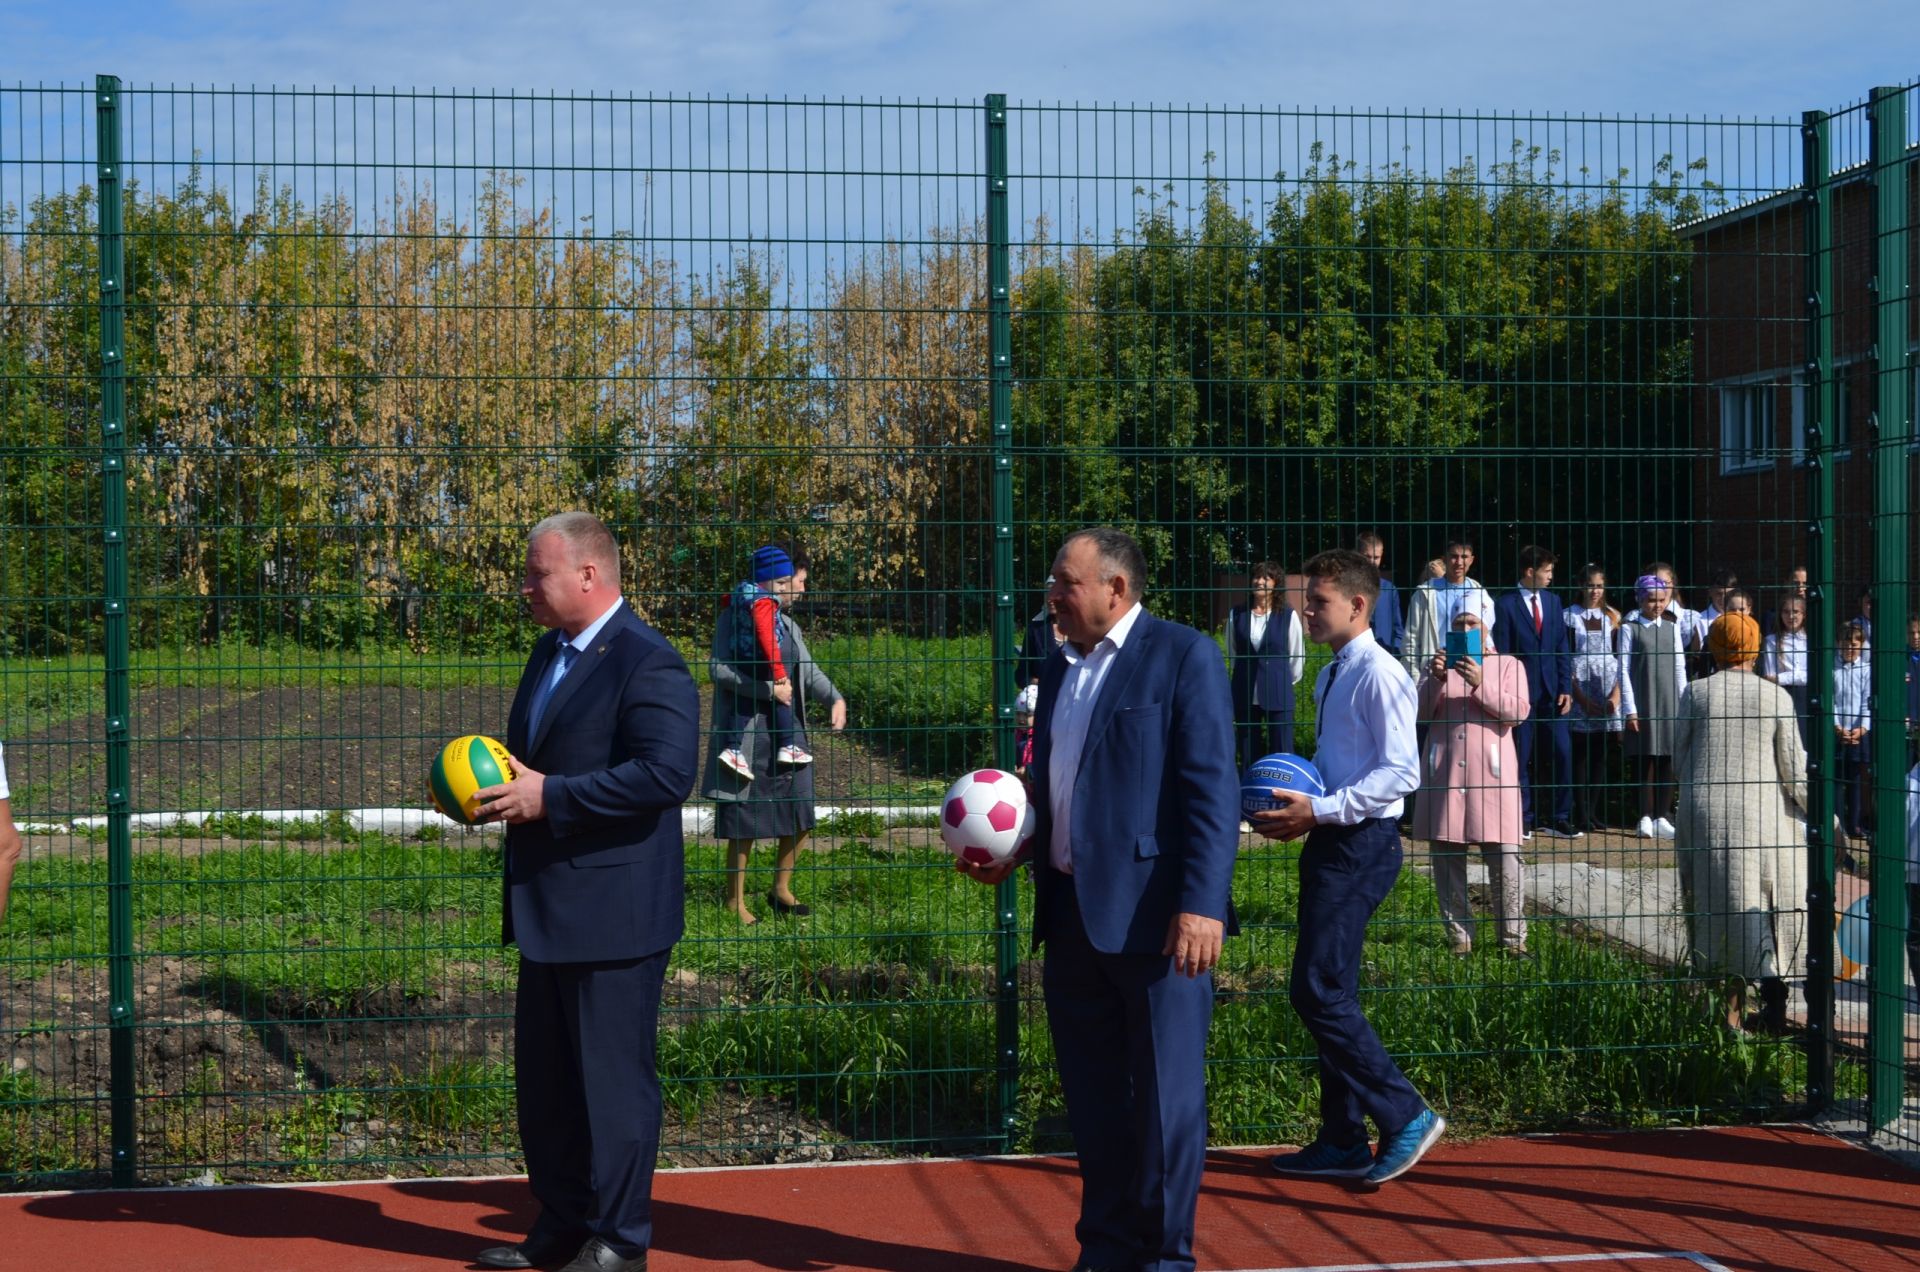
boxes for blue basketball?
[1837,894,1872,966]
[1241,752,1326,815]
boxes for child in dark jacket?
[715,545,813,782]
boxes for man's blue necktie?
[526,643,576,740]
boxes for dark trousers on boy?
[1290,817,1426,1145]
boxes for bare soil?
[6,683,921,818]
[4,957,904,1188]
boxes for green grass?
[0,1071,97,1184]
[0,828,1841,1184]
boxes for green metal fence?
[1,77,1916,1189]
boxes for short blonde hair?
[530,512,621,581]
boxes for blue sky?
[2,0,1914,119]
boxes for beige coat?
[1673,672,1809,982]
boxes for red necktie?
[1531,595,1542,635]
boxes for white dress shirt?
[1432,576,1497,635]
[1048,601,1145,873]
[1833,654,1872,732]
[1618,611,1689,719]
[1668,601,1706,651]
[532,597,626,721]
[1516,586,1547,633]
[0,739,10,800]
[1905,763,1920,885]
[1308,629,1420,826]
[1760,632,1808,686]
[1223,607,1307,708]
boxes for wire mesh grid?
[0,80,1915,1186]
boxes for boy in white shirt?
[1252,549,1440,1188]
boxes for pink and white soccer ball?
[939,768,1035,865]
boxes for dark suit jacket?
[1019,613,1056,686]
[1372,576,1405,655]
[1496,589,1571,703]
[1028,610,1240,955]
[502,602,701,964]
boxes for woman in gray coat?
[703,558,847,924]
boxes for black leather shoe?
[767,891,812,917]
[556,1237,647,1272]
[476,1231,584,1269]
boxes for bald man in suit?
[475,512,700,1272]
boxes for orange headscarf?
[1707,612,1761,669]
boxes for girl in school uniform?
[1759,594,1810,748]
[1565,564,1626,832]
[1621,572,1689,840]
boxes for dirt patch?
[6,683,921,819]
[5,958,908,1187]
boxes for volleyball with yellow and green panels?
[429,734,512,825]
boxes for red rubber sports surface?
[5,1126,1914,1271]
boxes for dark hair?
[1577,561,1607,585]
[1250,560,1284,584]
[1724,588,1753,610]
[1842,619,1867,641]
[1518,544,1557,573]
[774,539,811,573]
[1063,527,1149,597]
[1443,537,1474,555]
[1708,566,1738,589]
[1354,531,1384,551]
[1303,548,1379,603]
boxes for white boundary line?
[1224,1253,1732,1272]
[25,803,943,838]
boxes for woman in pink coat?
[1412,609,1533,956]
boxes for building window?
[1720,381,1775,474]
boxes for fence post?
[983,91,1021,1154]
[1866,84,1912,1132]
[94,72,136,1186]
[1800,108,1836,1112]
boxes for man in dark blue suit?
[473,512,701,1272]
[962,527,1239,1272]
[1358,532,1405,658]
[1495,545,1579,839]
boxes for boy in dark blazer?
[1496,545,1578,838]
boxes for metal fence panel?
[0,77,1914,1187]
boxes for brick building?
[1684,158,1919,619]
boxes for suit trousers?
[1237,705,1295,774]
[516,950,669,1258]
[1042,876,1213,1272]
[1291,818,1426,1145]
[1514,702,1573,826]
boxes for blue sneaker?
[1363,1108,1445,1187]
[1269,1136,1373,1178]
